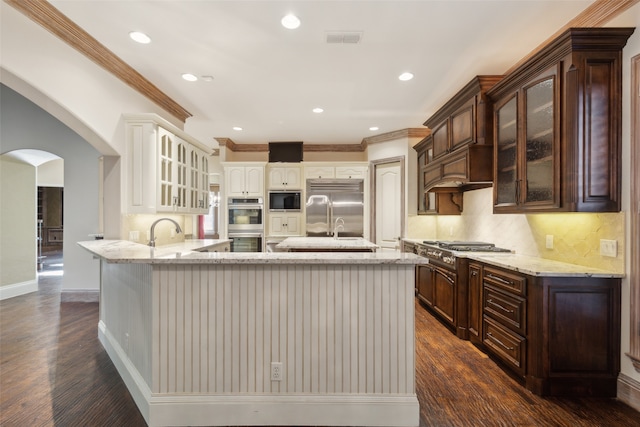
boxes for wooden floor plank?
[1,251,639,426]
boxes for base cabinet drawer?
[483,285,526,335]
[483,316,526,377]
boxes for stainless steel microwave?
[268,191,301,212]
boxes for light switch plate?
[600,239,617,257]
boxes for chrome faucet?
[333,217,345,239]
[148,218,182,247]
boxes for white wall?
[1,85,102,296]
[0,156,36,295]
[37,159,64,187]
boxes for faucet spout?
[149,218,182,247]
[333,217,345,239]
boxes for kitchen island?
[276,236,379,252]
[78,240,427,427]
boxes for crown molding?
[503,0,639,75]
[362,128,431,147]
[6,0,192,123]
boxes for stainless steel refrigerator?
[305,179,364,237]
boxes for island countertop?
[78,239,426,265]
[276,236,380,251]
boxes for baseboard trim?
[60,289,99,302]
[98,322,420,427]
[0,279,37,300]
[618,373,640,412]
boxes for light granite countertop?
[78,240,427,265]
[276,236,379,251]
[402,238,623,278]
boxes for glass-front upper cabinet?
[523,77,555,206]
[495,94,518,207]
[493,69,558,212]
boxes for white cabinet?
[269,213,302,236]
[304,163,368,180]
[335,165,368,179]
[188,146,209,214]
[268,165,302,189]
[304,165,335,179]
[125,116,211,214]
[225,165,265,197]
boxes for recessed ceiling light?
[369,126,379,131]
[129,31,151,44]
[233,126,243,131]
[281,13,301,29]
[312,107,324,113]
[182,73,198,82]
[201,75,214,82]
[398,72,414,81]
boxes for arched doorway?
[0,150,64,298]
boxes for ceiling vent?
[326,31,362,44]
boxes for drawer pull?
[471,271,478,277]
[486,273,513,286]
[487,298,515,314]
[487,332,515,351]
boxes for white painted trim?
[148,394,419,427]
[60,289,99,302]
[98,321,152,423]
[0,280,37,300]
[618,373,640,412]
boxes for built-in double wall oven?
[227,197,264,252]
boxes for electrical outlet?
[129,231,139,241]
[545,235,553,249]
[600,239,618,257]
[271,362,283,381]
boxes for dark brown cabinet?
[414,76,501,215]
[488,27,634,213]
[467,263,483,345]
[416,264,435,307]
[475,262,621,397]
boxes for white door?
[375,162,402,252]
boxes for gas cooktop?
[422,240,512,253]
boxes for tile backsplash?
[408,187,624,273]
[121,214,190,247]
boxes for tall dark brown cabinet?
[487,27,634,213]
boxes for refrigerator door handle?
[328,202,332,236]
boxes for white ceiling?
[48,0,600,146]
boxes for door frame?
[628,53,640,373]
[370,156,405,245]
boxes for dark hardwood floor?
[1,251,639,427]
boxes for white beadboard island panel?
[81,240,425,427]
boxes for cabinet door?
[305,166,335,179]
[244,166,264,196]
[431,121,449,159]
[284,214,301,235]
[174,139,188,212]
[269,214,286,235]
[494,94,518,208]
[522,75,557,208]
[433,266,456,325]
[158,128,176,211]
[226,167,247,197]
[284,167,302,188]
[468,263,483,342]
[189,147,209,213]
[335,166,367,179]
[268,168,286,189]
[417,265,434,306]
